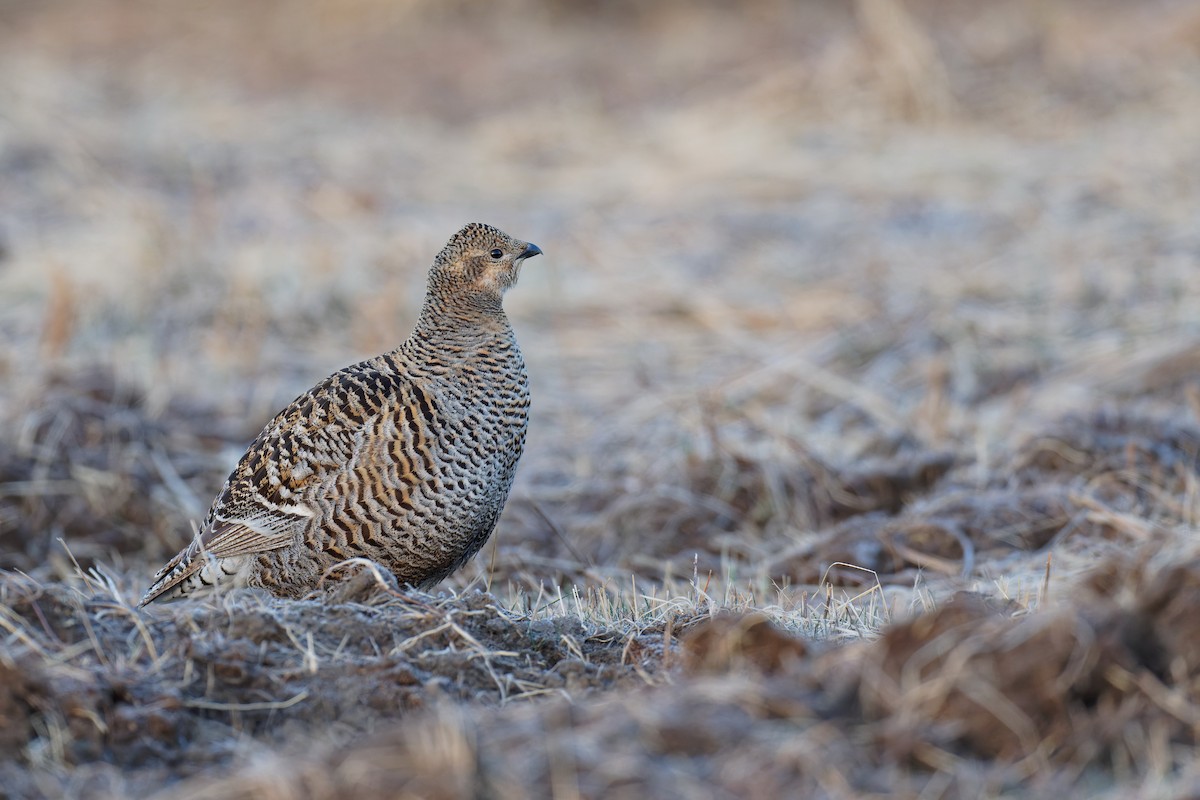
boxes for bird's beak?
[518,243,543,261]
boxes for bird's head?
[429,223,542,302]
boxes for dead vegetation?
[0,369,235,573]
[4,0,1200,797]
[0,568,687,799]
[152,549,1200,800]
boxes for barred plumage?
[139,223,540,606]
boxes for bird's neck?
[405,291,514,353]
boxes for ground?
[3,0,1200,797]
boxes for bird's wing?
[203,358,410,532]
[141,358,429,605]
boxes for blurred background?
[2,0,1200,602]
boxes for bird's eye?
[489,248,504,260]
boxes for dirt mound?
[681,611,811,675]
[766,408,1200,587]
[779,483,1078,585]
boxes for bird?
[139,223,541,606]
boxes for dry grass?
[0,565,697,798]
[4,0,1200,796]
[137,549,1200,800]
